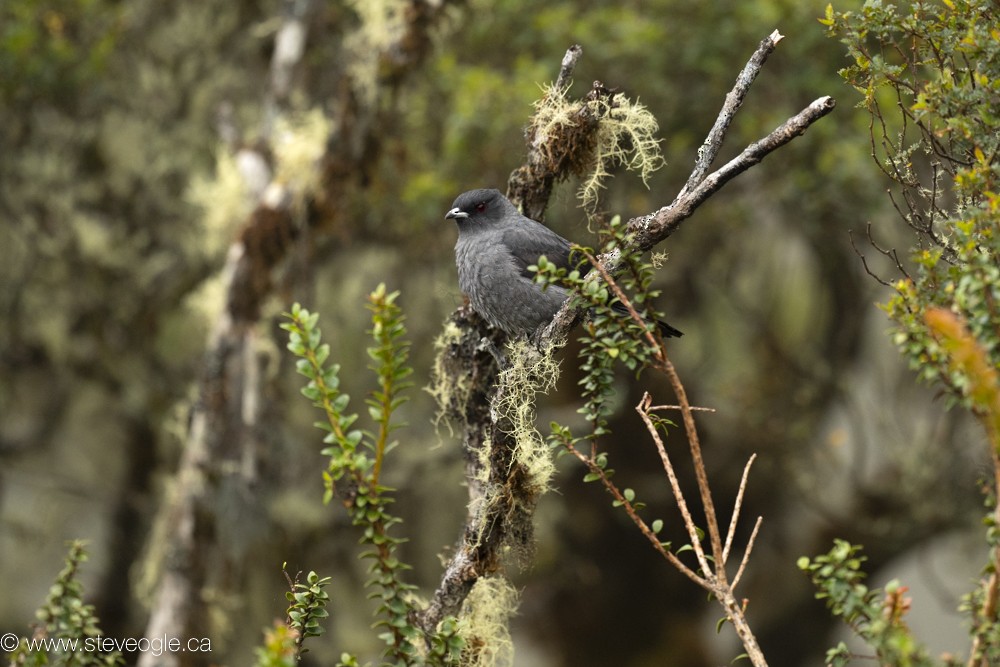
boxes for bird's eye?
[475,202,487,213]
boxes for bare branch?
[648,404,717,413]
[680,29,784,197]
[637,393,714,578]
[732,516,763,592]
[541,94,835,345]
[562,437,705,587]
[849,228,894,287]
[722,454,757,565]
[631,95,837,251]
[555,44,583,92]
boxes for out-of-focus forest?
[1,0,993,665]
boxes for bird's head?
[444,188,513,227]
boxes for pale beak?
[445,207,468,220]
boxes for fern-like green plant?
[7,541,123,667]
[281,288,463,666]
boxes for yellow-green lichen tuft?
[426,320,474,436]
[528,82,665,218]
[494,340,559,493]
[456,576,519,667]
[272,108,331,209]
[579,92,664,214]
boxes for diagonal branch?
[632,95,837,251]
[637,393,714,579]
[543,88,835,342]
[680,29,784,198]
[428,32,832,654]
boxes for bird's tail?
[609,302,683,338]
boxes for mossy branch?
[431,35,828,662]
[539,33,834,344]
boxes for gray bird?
[444,188,682,338]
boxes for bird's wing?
[501,223,586,280]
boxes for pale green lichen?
[579,92,664,214]
[465,341,559,555]
[425,320,473,436]
[494,340,559,494]
[529,82,665,218]
[187,149,253,257]
[456,576,519,667]
[345,0,406,108]
[272,108,331,209]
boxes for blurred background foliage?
[0,0,989,665]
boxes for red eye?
[476,202,487,212]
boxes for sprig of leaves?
[282,292,462,666]
[9,541,123,667]
[798,540,932,667]
[365,284,414,484]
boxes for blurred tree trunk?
[137,2,460,665]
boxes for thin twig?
[866,222,911,281]
[631,96,837,251]
[648,404,717,413]
[732,516,763,592]
[637,393,714,579]
[848,228,894,287]
[659,358,725,580]
[562,438,705,587]
[722,454,757,565]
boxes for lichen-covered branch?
[542,54,835,344]
[630,94,837,250]
[428,31,831,662]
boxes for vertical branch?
[658,358,725,578]
[636,394,713,577]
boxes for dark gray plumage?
[444,188,682,338]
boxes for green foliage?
[537,214,676,561]
[534,215,668,443]
[807,3,1000,664]
[0,0,120,105]
[7,541,122,667]
[798,540,933,667]
[824,0,1000,417]
[285,570,332,659]
[282,295,462,666]
[254,621,299,667]
[365,284,415,485]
